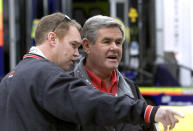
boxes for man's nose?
[110,42,118,50]
[74,48,80,57]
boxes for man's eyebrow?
[102,37,123,41]
[102,37,112,41]
[71,41,82,46]
[104,37,111,39]
[116,38,124,42]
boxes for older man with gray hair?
[74,15,183,131]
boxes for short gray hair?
[82,15,124,44]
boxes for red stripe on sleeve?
[144,105,153,123]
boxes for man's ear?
[47,32,56,46]
[82,38,90,54]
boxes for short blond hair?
[35,12,82,45]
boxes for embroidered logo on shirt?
[8,70,15,78]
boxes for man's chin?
[105,65,118,71]
[107,63,119,69]
[65,63,76,71]
[62,65,72,71]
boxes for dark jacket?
[73,58,157,131]
[0,54,157,131]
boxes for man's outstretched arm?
[42,72,184,129]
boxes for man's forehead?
[98,27,123,36]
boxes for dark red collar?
[23,54,43,60]
[85,66,118,95]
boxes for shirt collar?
[84,66,118,95]
[29,46,47,59]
